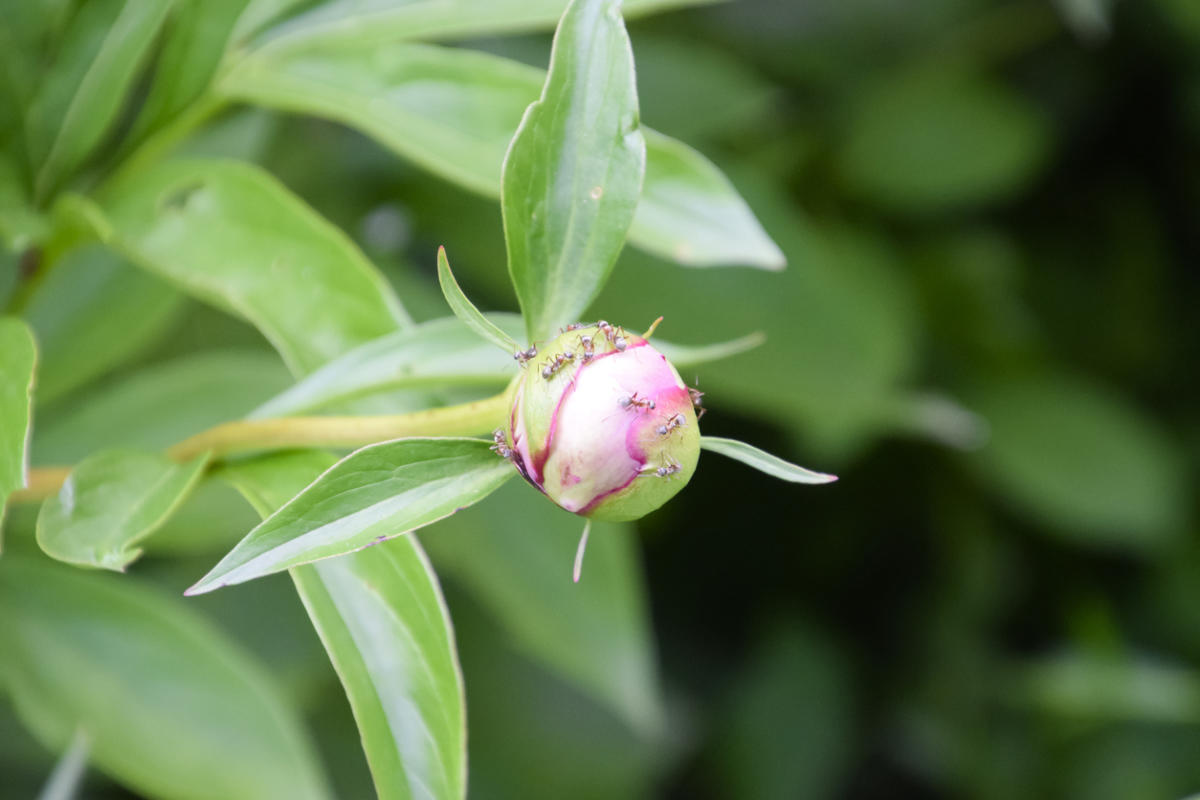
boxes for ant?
[513,345,538,367]
[541,351,575,379]
[655,461,681,478]
[656,413,686,436]
[688,387,706,420]
[578,333,595,362]
[490,429,513,460]
[619,393,656,411]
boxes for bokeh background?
[4,0,1200,797]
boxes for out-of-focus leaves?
[188,438,514,594]
[0,317,36,514]
[253,0,717,50]
[838,69,1050,214]
[26,0,173,198]
[502,0,645,341]
[218,42,781,269]
[700,436,838,483]
[423,478,662,736]
[0,157,46,249]
[0,558,330,800]
[126,0,250,144]
[35,728,89,800]
[23,245,183,404]
[222,450,467,800]
[37,450,210,571]
[651,331,766,370]
[713,625,856,800]
[437,247,520,354]
[97,159,409,375]
[1009,652,1200,724]
[968,373,1184,547]
[33,350,292,466]
[249,315,523,419]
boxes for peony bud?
[503,322,700,522]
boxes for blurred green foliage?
[2,0,1199,798]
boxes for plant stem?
[13,390,512,503]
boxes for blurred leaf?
[188,437,515,593]
[125,0,250,144]
[438,247,520,354]
[0,558,329,799]
[1,317,36,514]
[24,244,183,404]
[838,69,1050,214]
[1052,0,1113,41]
[96,159,410,375]
[33,349,292,466]
[35,727,88,800]
[250,315,523,419]
[969,373,1185,547]
[1011,652,1200,724]
[713,625,855,800]
[699,436,837,484]
[0,156,47,249]
[36,449,210,571]
[219,42,780,269]
[26,0,173,198]
[650,330,765,370]
[222,450,467,800]
[423,479,662,736]
[502,0,645,341]
[254,0,716,50]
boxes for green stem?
[14,390,512,503]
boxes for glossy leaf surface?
[219,42,779,270]
[699,436,838,484]
[188,437,514,593]
[27,0,172,196]
[502,0,645,341]
[0,558,329,800]
[222,450,467,800]
[98,160,409,375]
[0,318,36,512]
[37,450,211,571]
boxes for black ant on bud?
[619,393,655,411]
[688,387,706,420]
[541,351,575,379]
[655,461,681,477]
[656,413,686,436]
[513,345,538,366]
[578,334,595,362]
[490,429,513,460]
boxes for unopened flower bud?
[506,322,700,521]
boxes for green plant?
[0,0,833,796]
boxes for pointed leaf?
[95,160,409,375]
[699,436,837,484]
[221,450,467,800]
[218,42,781,269]
[653,331,766,370]
[503,0,645,341]
[437,247,520,353]
[36,729,89,800]
[188,437,515,594]
[0,558,330,800]
[27,0,173,197]
[37,449,211,571]
[1,318,36,513]
[253,0,716,50]
[423,479,663,736]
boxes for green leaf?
[423,479,663,735]
[221,450,467,800]
[36,449,211,571]
[699,436,837,484]
[33,350,293,466]
[0,558,330,800]
[95,160,409,375]
[218,41,780,270]
[437,247,520,354]
[250,315,524,419]
[0,317,36,514]
[35,728,89,800]
[23,244,183,404]
[502,0,646,341]
[27,0,174,198]
[630,131,783,268]
[653,331,766,371]
[253,0,716,51]
[187,437,515,594]
[968,373,1185,547]
[0,156,47,250]
[125,0,250,144]
[838,69,1050,214]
